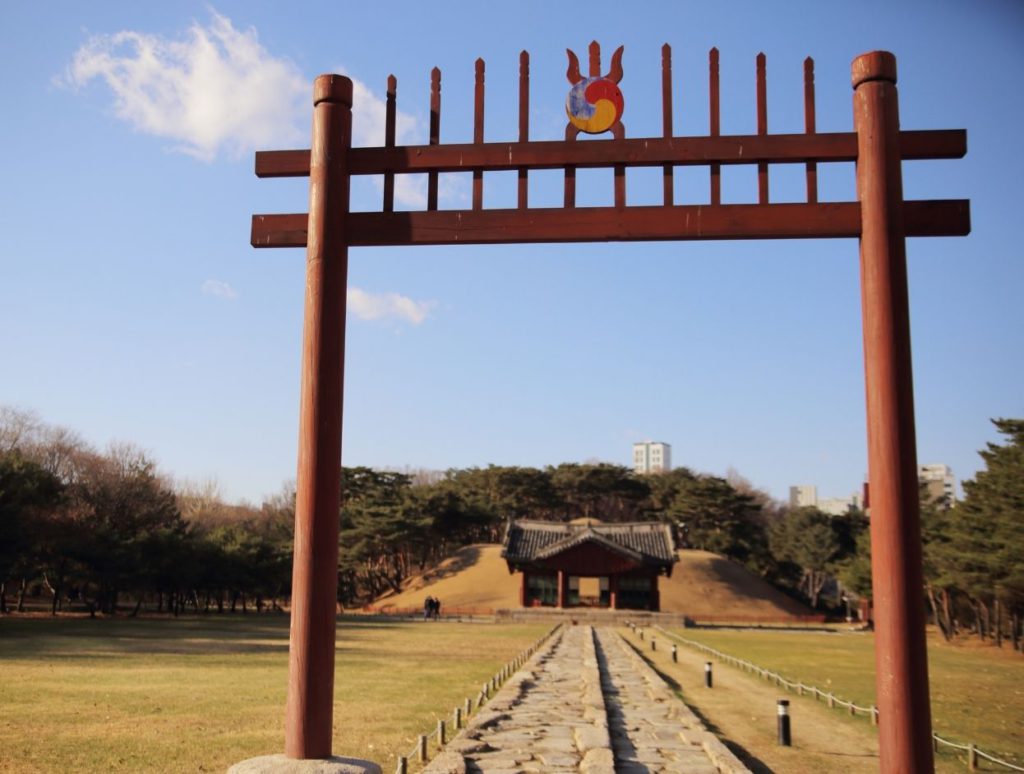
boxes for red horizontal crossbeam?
[255,129,965,178]
[251,199,969,248]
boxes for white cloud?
[201,279,238,300]
[348,287,433,325]
[63,12,307,162]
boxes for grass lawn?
[668,626,1024,770]
[0,615,550,773]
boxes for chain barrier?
[647,624,1022,772]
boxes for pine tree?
[945,419,1024,645]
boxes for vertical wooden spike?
[662,43,674,206]
[804,57,818,203]
[473,58,485,211]
[428,67,441,211]
[613,122,625,207]
[564,125,577,208]
[518,51,529,209]
[384,74,396,212]
[589,40,601,77]
[757,53,769,204]
[709,48,721,205]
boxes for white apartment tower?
[919,464,956,506]
[789,485,818,508]
[633,442,672,474]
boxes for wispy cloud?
[61,11,463,209]
[348,287,433,325]
[201,279,238,300]
[62,12,307,161]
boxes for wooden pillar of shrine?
[853,51,934,774]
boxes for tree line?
[1,406,1020,648]
[839,418,1024,649]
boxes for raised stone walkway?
[425,625,749,774]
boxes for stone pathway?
[593,628,732,774]
[424,626,749,774]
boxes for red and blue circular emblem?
[566,76,624,134]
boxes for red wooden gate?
[251,43,969,773]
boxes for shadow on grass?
[374,546,483,603]
[0,613,528,661]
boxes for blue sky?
[1,1,1021,505]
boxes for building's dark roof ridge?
[501,518,677,567]
[512,518,671,530]
[533,527,646,563]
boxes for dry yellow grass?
[374,544,810,617]
[0,616,551,773]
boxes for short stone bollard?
[704,661,713,688]
[777,700,792,746]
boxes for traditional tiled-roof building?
[500,519,678,610]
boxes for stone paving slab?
[425,626,750,774]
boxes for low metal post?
[704,662,713,688]
[777,700,792,746]
[671,644,678,663]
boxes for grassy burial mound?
[374,545,520,612]
[372,544,811,618]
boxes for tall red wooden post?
[853,51,935,773]
[285,74,352,760]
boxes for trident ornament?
[565,43,624,135]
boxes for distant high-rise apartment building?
[919,464,955,506]
[633,442,672,474]
[789,485,861,514]
[817,495,863,516]
[789,485,818,508]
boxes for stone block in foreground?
[227,754,382,774]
